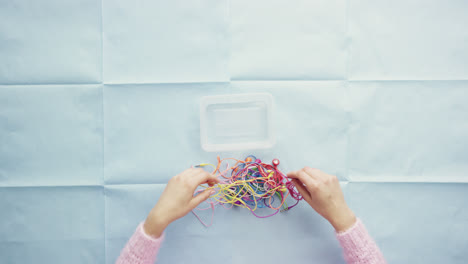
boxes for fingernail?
[210,190,216,195]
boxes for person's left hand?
[143,168,219,238]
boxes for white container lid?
[200,93,275,152]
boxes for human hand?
[143,168,219,238]
[287,167,356,232]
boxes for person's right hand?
[287,167,356,232]
[143,168,219,238]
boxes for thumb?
[190,189,215,209]
[291,179,311,203]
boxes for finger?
[192,169,220,185]
[291,179,312,203]
[179,168,197,177]
[180,168,216,183]
[287,170,317,188]
[208,181,216,187]
[190,189,215,209]
[303,167,325,181]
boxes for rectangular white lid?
[200,93,275,152]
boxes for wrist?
[329,207,356,233]
[143,210,170,238]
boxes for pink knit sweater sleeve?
[116,218,385,264]
[336,218,386,264]
[115,222,164,264]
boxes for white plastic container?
[200,93,275,152]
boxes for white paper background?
[1,0,467,263]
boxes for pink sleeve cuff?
[336,218,386,264]
[115,222,165,264]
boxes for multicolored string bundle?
[192,155,303,226]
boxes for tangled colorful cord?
[192,155,303,226]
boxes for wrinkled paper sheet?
[1,0,468,263]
